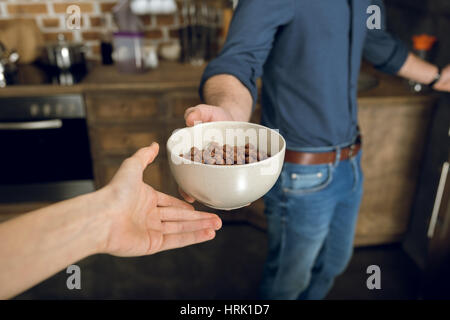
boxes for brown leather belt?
[285,139,362,165]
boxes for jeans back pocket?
[281,162,333,195]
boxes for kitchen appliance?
[179,0,219,65]
[112,32,147,73]
[403,93,450,298]
[113,0,143,32]
[43,34,87,72]
[0,95,94,203]
[101,31,114,65]
[1,62,86,86]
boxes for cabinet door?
[355,98,434,245]
[167,91,202,120]
[85,94,161,123]
[91,126,161,157]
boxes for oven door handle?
[0,119,63,130]
[427,161,449,238]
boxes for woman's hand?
[99,142,222,257]
[0,142,221,299]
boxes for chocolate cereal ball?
[185,142,271,166]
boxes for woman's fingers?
[133,142,160,169]
[162,218,221,234]
[152,207,222,252]
[110,143,159,186]
[156,191,194,210]
[160,229,216,251]
[159,207,220,222]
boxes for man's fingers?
[435,65,450,92]
[185,107,204,127]
[160,229,216,251]
[161,218,221,234]
[184,106,196,121]
[132,142,160,169]
[159,207,221,222]
[157,191,194,210]
[184,105,213,127]
[178,187,196,203]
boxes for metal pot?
[45,34,86,70]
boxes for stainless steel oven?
[0,95,94,203]
[403,93,450,298]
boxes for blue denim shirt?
[200,0,409,149]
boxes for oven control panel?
[0,95,85,120]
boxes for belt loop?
[333,146,341,168]
[348,133,360,159]
[351,154,359,192]
[348,143,356,159]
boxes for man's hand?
[179,74,253,203]
[178,105,233,203]
[184,104,234,127]
[100,142,222,257]
[433,65,450,92]
[398,54,450,93]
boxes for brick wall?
[4,1,445,66]
[0,0,221,60]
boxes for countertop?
[0,61,205,97]
[0,60,436,103]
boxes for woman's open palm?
[101,143,222,257]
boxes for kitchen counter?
[0,61,205,97]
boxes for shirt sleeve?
[199,0,295,109]
[363,0,409,75]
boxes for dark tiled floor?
[15,222,423,300]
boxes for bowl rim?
[166,121,286,169]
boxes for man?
[182,0,450,299]
[0,143,222,299]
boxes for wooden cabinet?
[87,95,159,122]
[168,91,203,118]
[355,96,435,245]
[85,90,202,196]
[92,127,160,156]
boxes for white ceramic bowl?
[167,121,286,210]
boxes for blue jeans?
[260,148,363,300]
